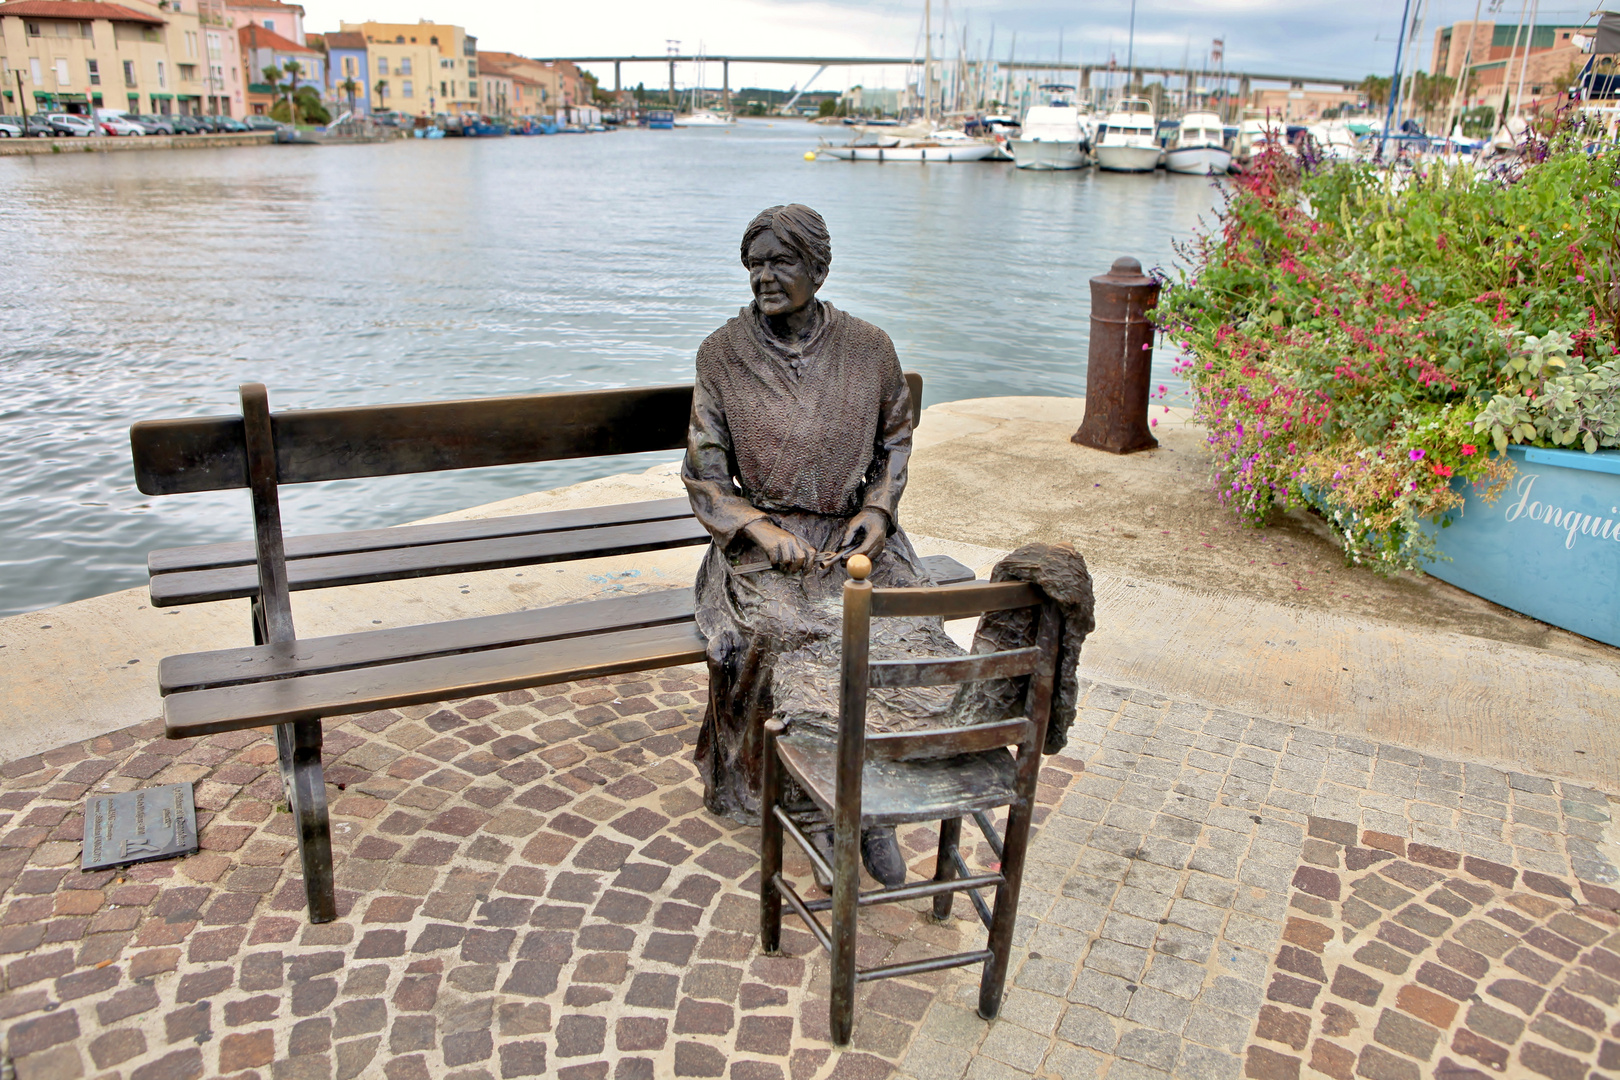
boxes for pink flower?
[1151,418,1159,427]
[1409,449,1425,461]
[1460,444,1476,456]
[1577,276,1586,283]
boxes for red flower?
[1460,444,1476,456]
[1432,464,1453,478]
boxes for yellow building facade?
[0,0,209,116]
[339,18,477,118]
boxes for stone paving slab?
[1,668,1615,1080]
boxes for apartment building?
[237,19,315,114]
[224,0,298,43]
[322,28,365,113]
[476,50,548,117]
[340,19,475,117]
[0,0,210,115]
[1433,21,1590,108]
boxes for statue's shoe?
[861,826,908,888]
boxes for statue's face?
[745,230,818,318]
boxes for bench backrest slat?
[131,375,926,496]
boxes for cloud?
[301,0,1421,91]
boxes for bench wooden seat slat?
[148,496,696,575]
[159,588,701,694]
[163,622,711,738]
[149,515,713,606]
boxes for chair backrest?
[129,373,926,496]
[838,568,1062,791]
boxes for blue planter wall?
[1420,445,1620,647]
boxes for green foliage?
[1157,122,1620,574]
[818,97,837,117]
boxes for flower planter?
[1420,445,1620,647]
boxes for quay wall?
[0,132,275,157]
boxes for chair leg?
[932,817,961,920]
[978,798,1034,1020]
[759,721,784,954]
[829,811,861,1046]
[277,720,336,924]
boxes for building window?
[25,21,40,36]
[263,20,273,29]
[87,59,100,85]
[55,58,70,86]
[123,60,136,86]
[400,57,411,75]
[395,35,403,43]
[402,79,413,98]
[128,93,140,112]
[377,57,388,75]
[440,80,446,96]
[179,64,195,81]
[185,31,197,58]
[430,36,438,45]
[157,62,166,88]
[343,57,354,77]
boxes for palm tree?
[374,79,388,113]
[340,77,359,116]
[261,65,283,119]
[282,59,303,124]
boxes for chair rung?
[801,872,1003,912]
[774,874,833,955]
[857,949,995,983]
[973,810,1005,860]
[773,806,833,886]
[950,848,995,930]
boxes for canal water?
[0,120,1220,616]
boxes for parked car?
[47,113,98,137]
[210,115,248,132]
[169,115,206,135]
[98,115,147,136]
[191,116,226,133]
[135,114,176,135]
[23,115,54,137]
[242,115,283,132]
[0,115,23,138]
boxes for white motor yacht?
[673,110,735,127]
[1237,116,1286,164]
[1094,98,1161,172]
[818,127,997,162]
[1165,111,1233,175]
[1012,85,1088,170]
[1305,121,1360,161]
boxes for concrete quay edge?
[0,132,275,157]
[2,395,1615,789]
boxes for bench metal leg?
[931,817,961,921]
[759,720,784,954]
[277,719,336,924]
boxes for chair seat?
[774,734,1018,826]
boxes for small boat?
[1164,111,1233,175]
[646,109,675,130]
[1304,120,1360,161]
[1012,85,1088,171]
[674,110,734,127]
[1094,97,1161,172]
[1235,116,1284,164]
[818,127,997,162]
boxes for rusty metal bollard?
[1072,256,1162,454]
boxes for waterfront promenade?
[1,398,1616,1079]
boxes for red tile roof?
[238,22,317,55]
[0,0,164,25]
[322,30,365,50]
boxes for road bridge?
[540,54,1363,112]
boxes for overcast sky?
[303,0,1603,91]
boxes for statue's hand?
[743,519,816,573]
[841,508,890,563]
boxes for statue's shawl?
[696,301,903,516]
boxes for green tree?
[1360,74,1391,110]
[339,77,359,116]
[817,96,837,117]
[374,79,388,112]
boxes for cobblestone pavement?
[1,674,1615,1080]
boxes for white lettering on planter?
[1502,474,1617,549]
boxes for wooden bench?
[130,377,972,923]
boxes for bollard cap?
[1094,256,1154,286]
[847,554,872,581]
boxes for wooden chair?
[759,554,1061,1046]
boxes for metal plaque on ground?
[81,783,199,872]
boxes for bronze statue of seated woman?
[682,203,949,885]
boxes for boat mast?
[924,0,933,124]
[1126,0,1137,95]
[1442,0,1485,141]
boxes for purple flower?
[1408,449,1425,461]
